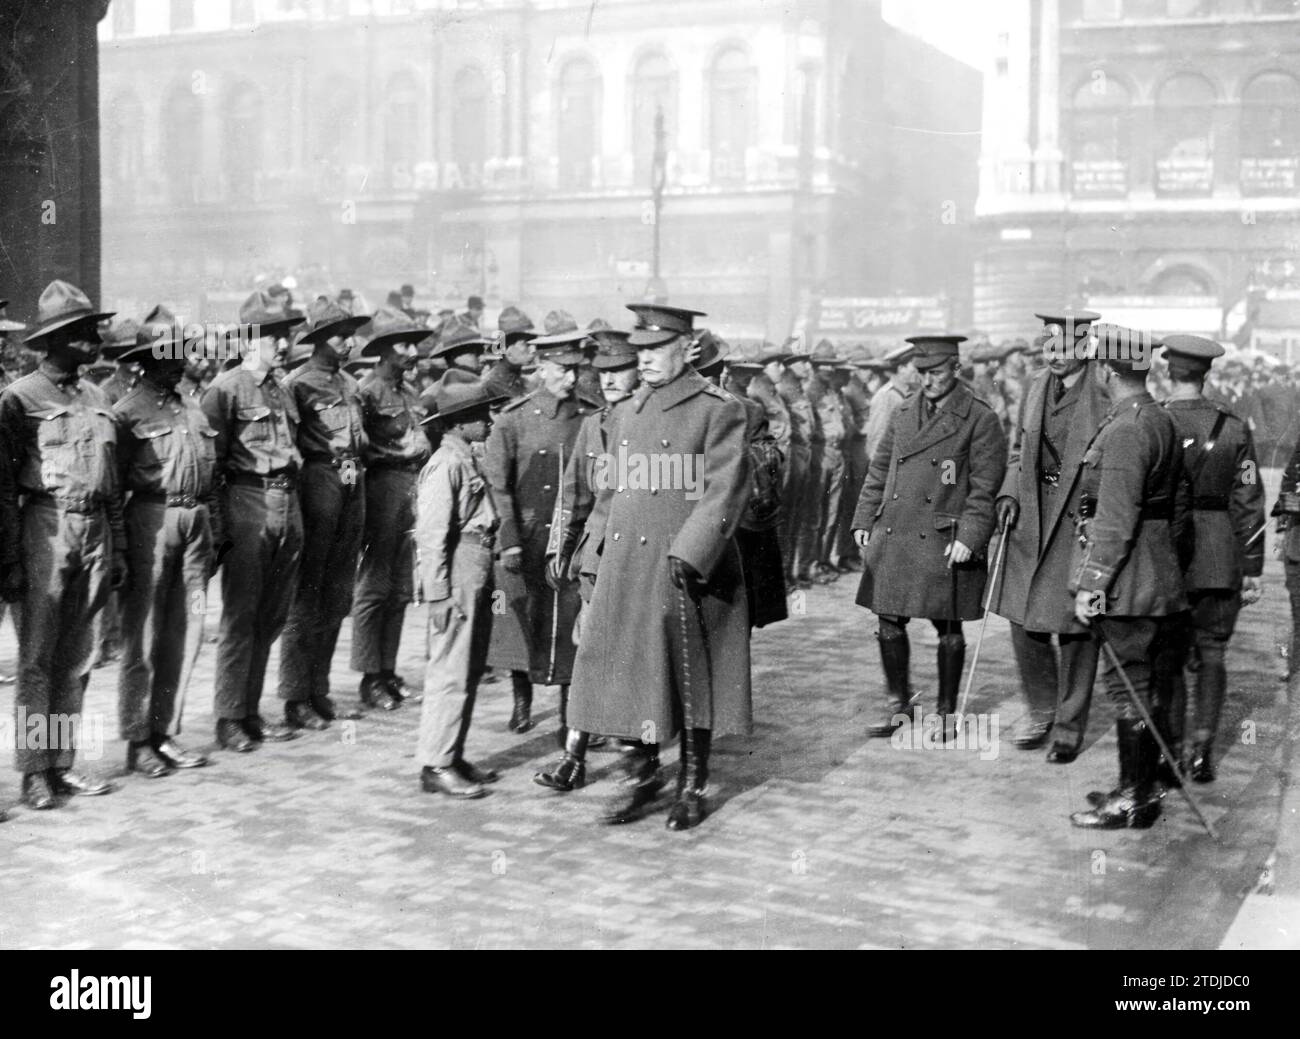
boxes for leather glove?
[668,555,704,597]
[0,561,24,603]
[545,553,569,591]
[1241,575,1263,607]
[111,554,129,592]
[852,528,869,549]
[430,598,464,634]
[995,496,1019,530]
[501,547,524,574]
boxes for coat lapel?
[896,383,972,458]
[1040,367,1106,549]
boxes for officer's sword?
[956,518,1009,718]
[1095,631,1219,841]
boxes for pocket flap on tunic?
[236,405,272,422]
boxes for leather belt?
[227,472,297,491]
[26,492,103,514]
[133,491,201,508]
[305,454,361,470]
[368,459,423,473]
[1140,503,1172,521]
[1192,495,1229,511]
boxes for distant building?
[974,0,1300,353]
[98,0,980,342]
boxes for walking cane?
[676,582,697,780]
[1096,630,1219,842]
[1243,523,1267,551]
[545,445,564,685]
[956,519,1010,718]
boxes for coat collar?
[635,369,710,413]
[894,381,973,456]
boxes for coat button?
[538,448,547,455]
[639,536,647,544]
[543,484,552,491]
[661,439,669,447]
[621,439,628,446]
[892,494,898,500]
[613,532,621,541]
[925,496,932,503]
[534,408,541,415]
[617,486,625,493]
[650,487,657,495]
[920,532,926,539]
[885,527,892,534]
[931,458,938,466]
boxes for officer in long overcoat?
[484,330,598,735]
[993,310,1108,762]
[570,303,752,831]
[852,335,1006,738]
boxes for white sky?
[882,0,1010,70]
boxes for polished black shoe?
[420,766,487,799]
[216,719,256,753]
[360,673,399,711]
[244,716,299,743]
[127,741,173,779]
[1046,745,1078,764]
[601,746,664,825]
[1010,719,1052,749]
[666,729,711,831]
[152,736,208,769]
[313,694,362,722]
[1189,742,1216,783]
[666,789,706,830]
[454,758,500,785]
[534,754,587,792]
[48,768,113,797]
[1070,789,1161,829]
[385,672,422,705]
[21,772,56,810]
[285,700,330,732]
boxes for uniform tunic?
[570,370,753,739]
[115,378,219,741]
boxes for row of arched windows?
[1069,70,1300,197]
[105,46,761,206]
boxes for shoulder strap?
[1186,410,1228,488]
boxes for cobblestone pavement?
[1,526,1296,949]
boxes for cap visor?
[628,328,679,348]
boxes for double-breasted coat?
[992,366,1109,633]
[569,370,753,740]
[852,382,1006,620]
[484,387,598,683]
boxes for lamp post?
[645,105,668,302]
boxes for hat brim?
[419,393,511,424]
[431,338,494,359]
[297,315,370,345]
[782,353,812,364]
[501,329,537,344]
[360,329,432,356]
[628,328,681,348]
[534,349,586,366]
[912,353,959,371]
[233,316,305,341]
[23,310,115,345]
[591,353,638,371]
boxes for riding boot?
[600,742,663,824]
[555,685,569,750]
[868,632,912,737]
[1072,718,1161,829]
[667,729,712,831]
[936,633,965,742]
[534,728,590,792]
[508,671,533,733]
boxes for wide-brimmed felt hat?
[0,297,24,334]
[810,339,842,367]
[691,330,727,375]
[432,321,496,360]
[419,369,509,424]
[297,298,370,346]
[24,280,114,345]
[99,317,142,359]
[359,307,433,356]
[232,289,305,341]
[544,309,579,335]
[498,305,535,338]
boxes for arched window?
[223,81,263,201]
[451,66,489,185]
[1070,75,1132,197]
[631,52,676,188]
[1241,72,1300,196]
[106,92,144,204]
[162,84,202,205]
[1151,267,1215,296]
[709,46,755,185]
[1153,73,1216,196]
[384,70,419,189]
[557,58,600,190]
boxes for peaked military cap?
[904,333,966,371]
[590,328,637,370]
[626,303,707,348]
[1162,333,1225,378]
[531,329,587,366]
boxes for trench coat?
[483,387,598,683]
[852,382,1006,620]
[991,366,1108,633]
[569,370,753,740]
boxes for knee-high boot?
[666,729,712,831]
[508,671,533,733]
[937,633,965,741]
[534,728,590,792]
[868,631,912,737]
